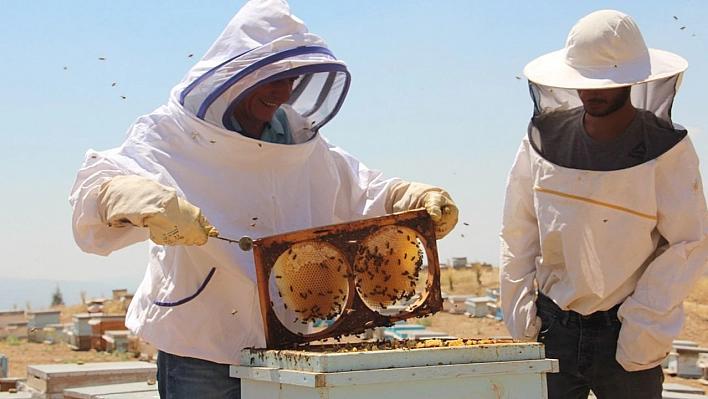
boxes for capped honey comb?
[353,226,423,309]
[272,241,349,323]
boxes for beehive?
[251,209,443,349]
[233,341,558,399]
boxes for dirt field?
[1,267,706,392]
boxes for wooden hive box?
[446,295,473,314]
[485,288,500,300]
[63,381,158,399]
[68,313,94,351]
[0,392,32,398]
[0,376,23,391]
[664,340,699,368]
[251,209,443,349]
[26,361,156,398]
[67,330,93,351]
[102,330,131,353]
[667,345,708,378]
[72,314,94,336]
[662,382,705,396]
[89,315,127,351]
[3,322,28,340]
[486,302,500,319]
[234,342,558,399]
[465,296,494,318]
[26,309,61,329]
[94,393,159,399]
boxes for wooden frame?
[252,209,442,349]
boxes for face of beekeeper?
[233,76,298,138]
[577,86,632,118]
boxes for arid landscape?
[1,266,707,392]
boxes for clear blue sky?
[1,1,706,297]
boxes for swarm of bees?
[272,241,350,324]
[353,225,423,309]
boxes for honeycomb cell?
[353,225,424,310]
[272,241,350,323]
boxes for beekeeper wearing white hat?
[500,9,708,399]
[69,0,458,397]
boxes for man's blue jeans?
[157,350,241,399]
[536,293,664,399]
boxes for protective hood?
[172,0,350,136]
[524,10,687,90]
[527,74,684,126]
[525,9,687,127]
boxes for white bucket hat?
[523,9,687,89]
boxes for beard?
[583,87,632,117]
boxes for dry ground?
[1,267,707,392]
[0,300,136,380]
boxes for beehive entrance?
[252,209,442,349]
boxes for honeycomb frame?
[252,209,442,349]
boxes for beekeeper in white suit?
[500,9,708,399]
[69,0,458,397]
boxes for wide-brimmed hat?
[523,10,687,89]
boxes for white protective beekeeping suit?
[69,0,439,365]
[500,10,708,371]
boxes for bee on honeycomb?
[272,241,350,323]
[353,225,424,309]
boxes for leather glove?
[385,180,459,239]
[97,175,218,246]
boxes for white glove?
[385,181,459,239]
[97,175,218,246]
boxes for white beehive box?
[446,295,472,314]
[241,341,545,373]
[465,296,494,318]
[26,362,156,399]
[233,342,558,398]
[666,345,708,378]
[63,381,158,399]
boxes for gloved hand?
[97,175,218,246]
[385,180,459,239]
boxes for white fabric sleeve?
[499,138,543,341]
[325,139,401,222]
[617,138,708,371]
[69,149,151,256]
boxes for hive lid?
[241,340,545,373]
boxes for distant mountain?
[0,277,142,311]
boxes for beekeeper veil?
[173,0,350,139]
[523,9,688,129]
